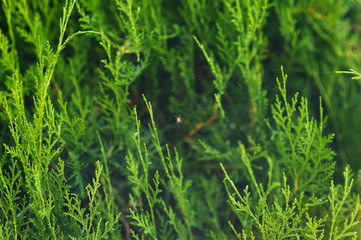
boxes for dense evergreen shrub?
[1,0,361,239]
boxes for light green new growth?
[266,66,336,196]
[64,161,120,239]
[221,156,359,239]
[126,95,195,240]
[0,0,117,239]
[219,67,360,239]
[1,0,361,239]
[337,69,361,86]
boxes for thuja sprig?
[96,31,147,146]
[220,68,360,239]
[64,161,120,239]
[0,154,25,240]
[194,36,228,118]
[115,0,142,60]
[143,95,195,239]
[126,96,195,239]
[266,66,336,196]
[0,29,17,73]
[194,0,269,123]
[31,0,99,163]
[220,162,265,238]
[126,106,161,235]
[1,0,17,69]
[2,67,62,238]
[97,131,114,207]
[336,69,361,86]
[328,167,360,240]
[221,163,331,239]
[1,0,101,237]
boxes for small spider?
[175,115,182,126]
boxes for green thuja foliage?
[337,69,361,86]
[266,67,336,196]
[221,69,360,239]
[1,0,361,239]
[222,164,360,239]
[126,95,195,239]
